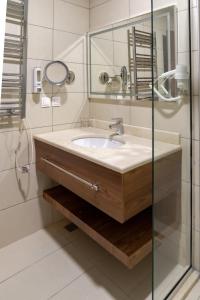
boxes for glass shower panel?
[152,1,192,299]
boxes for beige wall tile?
[130,101,152,127]
[53,122,81,131]
[26,94,52,129]
[0,197,52,249]
[0,126,53,176]
[53,31,86,64]
[178,10,190,53]
[54,0,89,34]
[53,93,89,125]
[130,0,151,16]
[27,25,53,60]
[91,38,114,66]
[28,0,54,28]
[90,0,109,9]
[63,0,89,8]
[90,0,129,30]
[154,100,191,139]
[53,63,87,94]
[0,129,35,172]
[0,126,52,173]
[90,99,117,121]
[0,164,52,211]
[113,41,128,67]
[31,127,53,163]
[90,99,131,124]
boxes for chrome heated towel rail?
[1,0,27,118]
[128,27,157,100]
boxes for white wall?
[0,0,7,97]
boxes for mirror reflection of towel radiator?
[1,0,27,118]
[128,27,157,100]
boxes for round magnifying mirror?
[44,61,69,86]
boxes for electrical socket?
[41,97,51,108]
[52,96,61,107]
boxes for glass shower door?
[152,0,192,299]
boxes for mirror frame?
[87,5,177,101]
[44,60,70,86]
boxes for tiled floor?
[0,220,191,300]
[0,220,152,300]
[185,280,200,300]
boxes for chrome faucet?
[109,118,124,136]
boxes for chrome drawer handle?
[41,157,99,192]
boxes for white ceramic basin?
[72,137,124,149]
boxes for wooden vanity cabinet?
[35,140,181,224]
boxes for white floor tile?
[0,220,192,300]
[94,252,152,296]
[68,230,113,264]
[0,242,94,300]
[66,232,152,298]
[0,220,76,283]
[50,267,129,300]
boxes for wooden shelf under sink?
[43,185,152,269]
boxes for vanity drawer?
[35,140,125,222]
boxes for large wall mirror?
[88,6,176,100]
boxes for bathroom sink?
[72,137,124,149]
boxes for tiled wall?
[0,0,89,248]
[89,0,200,271]
[192,0,200,271]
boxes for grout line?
[0,237,72,286]
[27,23,54,30]
[89,0,111,10]
[52,27,82,36]
[0,125,52,135]
[92,259,150,299]
[58,0,90,10]
[0,194,46,214]
[0,121,82,135]
[47,266,95,299]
